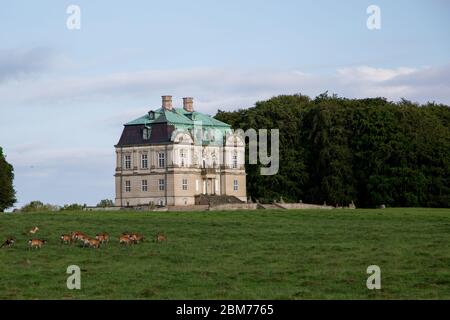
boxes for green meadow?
[0,208,449,299]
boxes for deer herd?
[0,226,167,249]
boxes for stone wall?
[209,203,258,211]
[277,203,334,210]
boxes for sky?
[0,0,449,208]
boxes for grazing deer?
[29,226,39,234]
[154,233,166,243]
[83,238,101,249]
[71,231,88,240]
[28,239,47,249]
[71,231,88,244]
[119,234,134,245]
[78,234,90,247]
[95,232,110,244]
[129,233,145,244]
[0,237,15,248]
[60,234,72,244]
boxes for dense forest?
[215,94,450,208]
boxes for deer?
[95,232,110,244]
[83,237,101,249]
[28,239,47,249]
[129,233,145,244]
[71,231,89,246]
[154,233,167,243]
[29,226,39,234]
[119,234,134,246]
[0,237,15,248]
[60,234,72,244]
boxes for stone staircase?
[195,194,244,206]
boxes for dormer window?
[148,111,155,120]
[143,127,151,140]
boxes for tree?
[215,93,450,207]
[0,147,16,212]
[96,199,114,207]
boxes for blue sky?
[0,0,449,208]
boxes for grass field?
[0,208,449,299]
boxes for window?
[141,154,148,169]
[142,180,148,192]
[159,179,165,191]
[182,178,188,190]
[143,127,151,140]
[232,154,238,169]
[180,149,186,167]
[233,179,238,191]
[125,180,131,192]
[124,155,131,169]
[158,152,165,168]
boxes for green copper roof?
[125,108,231,128]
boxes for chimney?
[183,97,194,112]
[161,95,172,110]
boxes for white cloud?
[336,66,416,83]
[1,64,448,109]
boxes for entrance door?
[206,179,211,195]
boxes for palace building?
[114,96,246,207]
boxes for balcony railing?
[201,168,217,175]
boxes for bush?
[96,199,114,207]
[20,201,59,213]
[60,203,87,211]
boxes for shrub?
[20,201,59,212]
[60,203,87,211]
[96,199,114,208]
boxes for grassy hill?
[0,208,449,299]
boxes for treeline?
[215,93,450,208]
[15,199,115,213]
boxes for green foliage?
[96,199,114,208]
[60,203,87,211]
[215,94,450,207]
[20,201,59,213]
[0,147,16,212]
